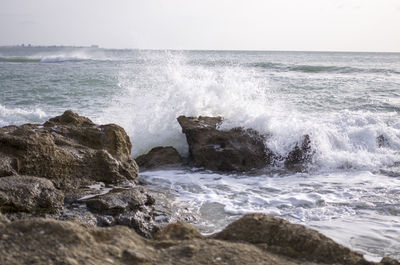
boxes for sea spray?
[100,51,400,172]
[101,51,288,156]
[0,104,48,127]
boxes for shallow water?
[1,46,400,260]
[140,169,400,260]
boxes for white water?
[141,169,400,260]
[0,104,48,127]
[100,52,400,173]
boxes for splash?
[100,51,283,156]
[99,51,400,171]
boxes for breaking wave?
[0,104,48,127]
[99,52,400,172]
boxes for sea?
[1,46,400,261]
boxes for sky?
[0,0,400,52]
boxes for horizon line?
[1,44,400,54]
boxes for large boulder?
[0,110,139,190]
[177,116,274,172]
[136,146,183,170]
[0,175,63,214]
[213,213,366,264]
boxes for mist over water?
[1,46,400,260]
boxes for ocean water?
[1,46,400,260]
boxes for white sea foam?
[0,104,48,127]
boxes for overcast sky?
[1,0,399,52]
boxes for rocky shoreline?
[0,111,398,264]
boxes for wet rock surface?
[0,214,396,265]
[284,134,314,171]
[85,188,154,215]
[0,175,63,214]
[82,187,156,238]
[0,212,9,224]
[136,146,183,170]
[177,115,274,172]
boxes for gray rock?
[0,175,63,214]
[84,187,156,237]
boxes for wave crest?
[0,105,48,127]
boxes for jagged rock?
[213,213,367,264]
[57,183,156,238]
[177,116,273,172]
[284,134,314,171]
[1,216,394,265]
[136,146,183,170]
[154,221,204,241]
[0,110,138,190]
[85,188,154,215]
[0,175,63,214]
[83,188,156,237]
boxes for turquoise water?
[1,46,400,260]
